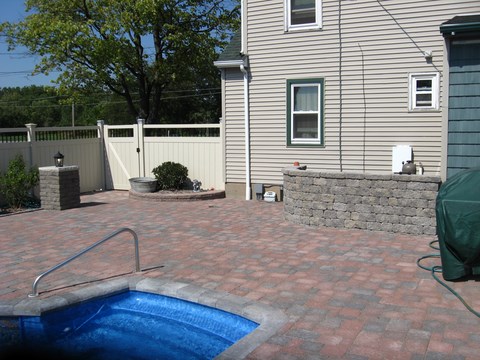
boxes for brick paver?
[1,190,480,359]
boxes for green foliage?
[0,86,149,127]
[0,0,240,124]
[152,161,188,190]
[0,154,39,209]
[0,86,61,128]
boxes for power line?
[0,90,221,109]
[0,70,35,75]
[0,87,221,103]
[0,52,33,55]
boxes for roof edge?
[440,14,480,34]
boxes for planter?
[129,177,158,193]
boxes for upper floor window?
[287,79,324,146]
[409,73,439,111]
[285,0,322,31]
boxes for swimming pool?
[0,277,288,359]
[6,290,258,359]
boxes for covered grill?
[436,168,480,281]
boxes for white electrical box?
[392,145,412,173]
[264,191,276,202]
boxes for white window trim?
[408,72,440,111]
[285,0,322,32]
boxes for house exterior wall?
[223,68,247,184]
[222,0,480,197]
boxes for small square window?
[287,79,324,146]
[285,0,322,31]
[409,73,439,111]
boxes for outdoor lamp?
[54,151,64,167]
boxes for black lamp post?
[54,151,64,167]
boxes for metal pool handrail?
[28,227,141,297]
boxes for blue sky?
[0,1,58,88]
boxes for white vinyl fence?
[0,120,224,194]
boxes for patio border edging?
[129,189,226,201]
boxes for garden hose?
[416,240,480,318]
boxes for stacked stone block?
[39,166,80,210]
[282,169,442,235]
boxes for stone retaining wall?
[282,169,442,235]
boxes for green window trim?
[286,78,325,147]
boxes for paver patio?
[1,190,480,359]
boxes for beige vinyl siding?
[335,0,447,174]
[233,0,480,185]
[248,0,341,184]
[224,69,246,182]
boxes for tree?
[0,86,63,128]
[1,0,240,123]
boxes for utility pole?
[71,102,75,127]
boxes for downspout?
[241,0,246,55]
[240,59,251,200]
[338,0,343,171]
[240,0,251,200]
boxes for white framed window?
[287,79,324,146]
[285,0,322,31]
[409,73,439,111]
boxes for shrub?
[0,154,39,209]
[152,161,188,190]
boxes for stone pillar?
[39,166,80,210]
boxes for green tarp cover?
[436,168,480,280]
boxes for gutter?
[213,60,244,68]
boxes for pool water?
[13,291,258,359]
